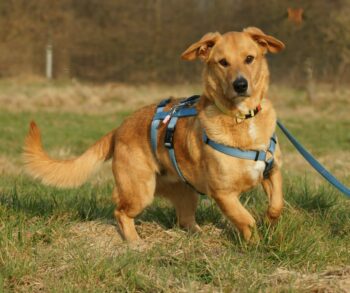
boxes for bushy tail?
[23,121,115,188]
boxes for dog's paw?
[181,223,202,234]
[266,207,282,224]
[189,224,202,233]
[248,227,261,245]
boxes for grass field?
[0,79,350,292]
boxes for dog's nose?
[233,77,248,94]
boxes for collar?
[214,99,262,123]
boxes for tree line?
[0,0,349,83]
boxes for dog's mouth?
[230,93,250,101]
[236,92,250,98]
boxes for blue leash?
[277,120,350,198]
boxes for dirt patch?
[269,267,350,292]
[64,220,223,255]
[68,220,125,254]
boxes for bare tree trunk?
[305,58,316,103]
[152,0,162,79]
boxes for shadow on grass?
[285,178,339,213]
[1,175,348,241]
[0,181,114,220]
[0,176,193,230]
[0,178,223,230]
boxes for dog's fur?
[23,27,285,242]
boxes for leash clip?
[163,105,179,124]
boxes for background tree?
[0,0,348,83]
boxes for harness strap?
[151,96,200,156]
[150,95,276,193]
[153,108,197,120]
[165,116,188,182]
[165,118,204,193]
[150,96,203,193]
[151,95,350,199]
[151,98,171,155]
[264,135,277,177]
[203,131,277,178]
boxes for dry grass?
[0,77,201,114]
[269,266,350,292]
[1,78,349,181]
[52,219,350,291]
[0,77,349,120]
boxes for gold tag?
[235,112,245,123]
[236,117,244,123]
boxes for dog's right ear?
[243,27,285,53]
[181,32,221,61]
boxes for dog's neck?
[202,91,265,124]
[198,93,276,149]
[216,96,262,121]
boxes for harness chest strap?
[151,96,201,192]
[150,98,171,153]
[150,96,277,192]
[202,131,277,178]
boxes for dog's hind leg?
[261,168,283,222]
[113,177,156,242]
[156,180,201,232]
[112,149,157,242]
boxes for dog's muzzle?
[232,76,248,95]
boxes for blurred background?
[0,0,349,85]
[0,0,349,179]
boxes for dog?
[23,27,285,242]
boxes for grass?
[1,176,349,292]
[0,81,349,292]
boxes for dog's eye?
[245,55,254,64]
[219,58,229,67]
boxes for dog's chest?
[246,121,267,181]
[245,160,265,182]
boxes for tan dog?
[24,27,285,242]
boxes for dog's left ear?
[181,32,222,61]
[243,27,285,53]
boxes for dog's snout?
[233,77,248,94]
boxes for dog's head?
[181,27,285,107]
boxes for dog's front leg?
[261,167,284,222]
[213,192,256,241]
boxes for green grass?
[0,98,349,292]
[277,118,350,155]
[0,111,129,159]
[1,175,349,292]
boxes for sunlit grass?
[0,174,349,292]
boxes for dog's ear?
[181,32,221,61]
[243,27,285,53]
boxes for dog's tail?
[23,121,115,188]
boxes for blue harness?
[150,95,277,192]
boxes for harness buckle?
[164,117,178,149]
[263,158,275,178]
[254,151,260,161]
[164,128,175,148]
[254,151,266,161]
